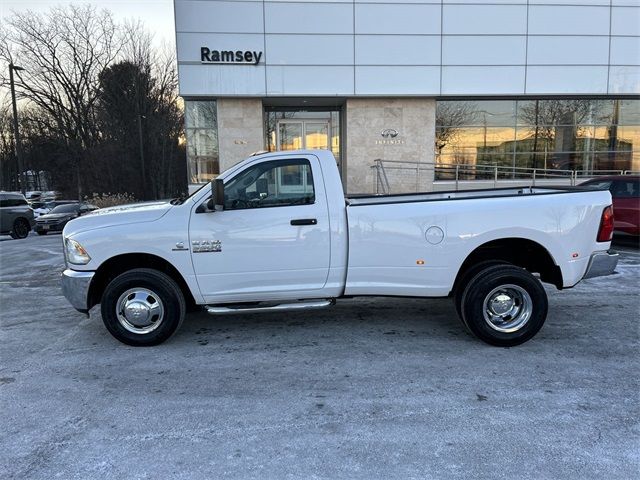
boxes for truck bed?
[343,185,610,298]
[346,186,589,206]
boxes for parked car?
[41,191,61,201]
[32,199,81,217]
[580,176,640,236]
[34,202,98,235]
[61,150,617,348]
[0,192,35,239]
[25,191,43,201]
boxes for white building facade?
[175,0,640,193]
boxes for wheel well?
[453,238,563,293]
[88,253,197,310]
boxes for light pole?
[137,114,146,199]
[9,63,26,195]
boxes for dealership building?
[174,0,640,193]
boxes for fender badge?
[192,240,222,253]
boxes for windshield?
[49,204,79,214]
[181,183,210,202]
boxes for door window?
[223,159,315,210]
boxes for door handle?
[290,218,317,226]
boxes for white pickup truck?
[61,150,618,347]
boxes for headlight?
[65,238,91,265]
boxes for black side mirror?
[213,178,224,211]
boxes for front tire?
[460,264,548,347]
[100,268,186,346]
[10,218,30,239]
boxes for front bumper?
[583,250,619,279]
[35,222,65,232]
[61,269,95,313]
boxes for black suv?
[34,202,98,235]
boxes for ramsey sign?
[200,47,263,65]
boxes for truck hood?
[63,200,173,236]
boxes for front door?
[277,120,330,152]
[189,154,331,304]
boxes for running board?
[206,299,334,315]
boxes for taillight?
[597,205,614,242]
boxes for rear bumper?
[583,251,619,279]
[61,269,95,313]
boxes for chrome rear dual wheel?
[482,284,533,334]
[456,264,548,347]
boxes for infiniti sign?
[381,128,399,138]
[376,128,404,145]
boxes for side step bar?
[206,299,334,315]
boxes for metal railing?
[371,159,639,194]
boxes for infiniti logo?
[381,128,399,138]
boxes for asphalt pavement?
[1,232,638,479]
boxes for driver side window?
[224,159,315,210]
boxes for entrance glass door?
[304,123,329,150]
[277,120,329,151]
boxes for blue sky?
[1,0,176,46]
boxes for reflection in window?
[280,165,302,185]
[185,101,219,183]
[278,123,303,150]
[223,159,315,209]
[435,99,640,179]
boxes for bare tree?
[96,21,184,199]
[1,4,122,197]
[435,102,478,158]
[1,6,186,199]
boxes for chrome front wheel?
[116,288,165,335]
[101,268,186,346]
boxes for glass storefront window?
[185,100,219,183]
[436,98,640,178]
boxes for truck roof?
[250,149,336,162]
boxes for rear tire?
[460,264,548,347]
[453,260,510,325]
[100,268,186,346]
[10,218,30,239]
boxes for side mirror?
[213,178,225,211]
